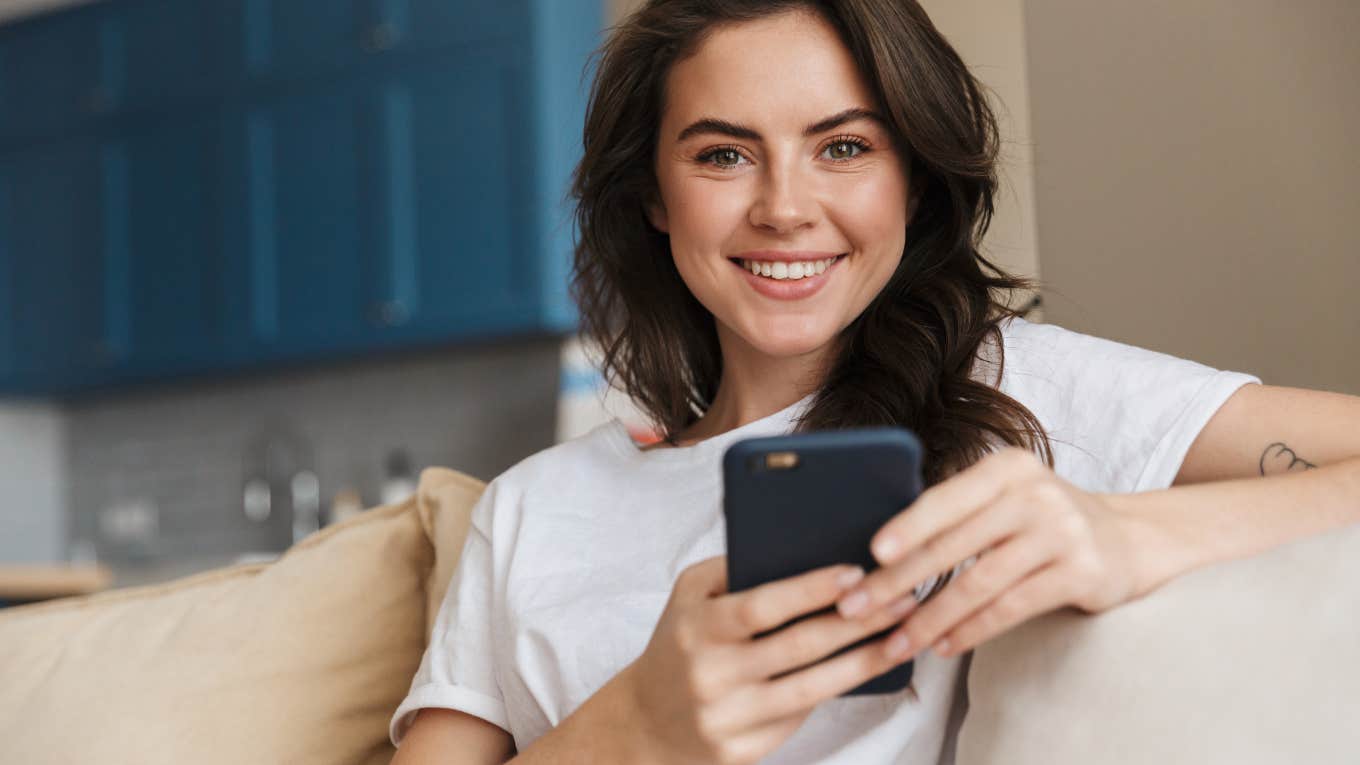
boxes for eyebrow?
[675,107,884,143]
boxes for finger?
[933,562,1069,657]
[709,563,865,640]
[713,632,906,728]
[734,594,919,684]
[699,709,807,764]
[883,530,1057,660]
[841,489,1030,618]
[870,448,1039,566]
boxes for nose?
[747,155,818,234]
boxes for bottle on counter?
[380,449,418,506]
[327,488,365,526]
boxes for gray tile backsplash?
[64,339,562,566]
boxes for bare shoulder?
[391,708,515,765]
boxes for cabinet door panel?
[236,83,372,354]
[0,156,15,384]
[238,0,363,83]
[360,0,522,54]
[101,115,224,371]
[0,12,100,141]
[0,140,105,388]
[370,53,534,337]
[106,0,225,115]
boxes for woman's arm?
[821,381,1360,661]
[1122,381,1360,594]
[391,667,660,765]
[390,709,515,765]
[1174,383,1360,485]
[1104,456,1360,597]
[505,664,661,764]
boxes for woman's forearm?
[1104,457,1360,597]
[508,664,663,765]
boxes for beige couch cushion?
[0,467,487,765]
[957,521,1360,765]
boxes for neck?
[674,325,836,444]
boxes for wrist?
[593,662,667,765]
[512,662,663,765]
[1100,491,1191,600]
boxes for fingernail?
[884,632,911,659]
[872,536,900,563]
[934,638,951,656]
[836,566,865,590]
[838,590,868,618]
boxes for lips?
[729,252,846,300]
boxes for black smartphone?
[721,426,925,696]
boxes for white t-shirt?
[390,316,1262,762]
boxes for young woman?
[390,2,1360,763]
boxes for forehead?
[661,10,878,137]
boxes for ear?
[645,194,670,234]
[906,184,924,223]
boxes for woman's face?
[650,9,918,361]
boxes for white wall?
[0,403,66,564]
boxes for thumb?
[677,555,728,602]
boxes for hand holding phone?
[722,427,926,695]
[619,555,919,765]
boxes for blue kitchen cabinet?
[99,0,228,116]
[0,121,226,393]
[230,0,521,87]
[345,51,544,343]
[96,113,228,381]
[0,0,601,395]
[0,10,100,144]
[221,55,544,362]
[220,79,374,361]
[0,138,108,392]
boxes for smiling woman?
[386,2,1360,765]
[571,0,1051,476]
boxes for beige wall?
[1024,0,1359,393]
[917,0,1042,316]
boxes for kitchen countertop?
[0,563,113,601]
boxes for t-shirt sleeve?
[999,317,1263,494]
[389,479,511,748]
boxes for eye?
[696,146,749,169]
[822,138,869,161]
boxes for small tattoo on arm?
[1259,442,1317,476]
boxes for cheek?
[835,171,909,245]
[667,180,749,250]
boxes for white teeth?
[740,256,839,280]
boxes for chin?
[737,320,837,359]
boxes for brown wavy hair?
[570,0,1054,493]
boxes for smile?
[737,255,840,281]
[728,253,846,301]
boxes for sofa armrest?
[957,521,1360,765]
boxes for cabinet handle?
[369,300,409,328]
[361,22,398,53]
